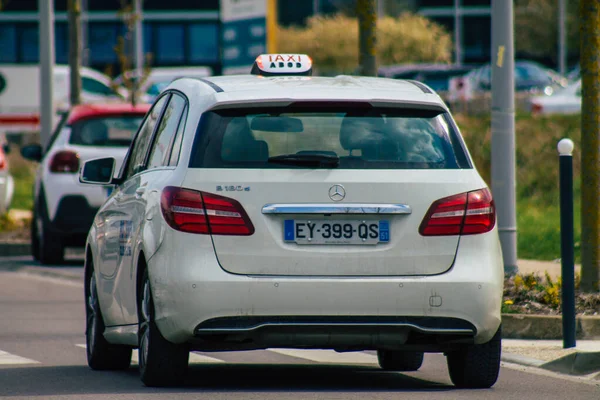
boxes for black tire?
[85,262,132,370]
[30,208,40,261]
[446,326,502,389]
[36,192,64,265]
[377,350,424,371]
[138,268,189,387]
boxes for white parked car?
[21,103,150,264]
[0,64,129,134]
[80,54,504,388]
[0,139,14,215]
[530,79,581,115]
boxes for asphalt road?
[1,256,599,400]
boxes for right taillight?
[419,188,495,236]
[161,186,255,236]
[0,151,5,170]
[49,150,80,173]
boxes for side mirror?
[80,157,116,185]
[2,143,10,154]
[21,144,43,162]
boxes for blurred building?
[0,0,492,72]
[417,0,490,65]
[0,0,221,73]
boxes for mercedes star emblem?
[328,184,346,202]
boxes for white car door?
[117,93,188,324]
[97,95,168,326]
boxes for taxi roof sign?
[251,54,313,76]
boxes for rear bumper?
[42,172,107,221]
[148,227,503,350]
[192,315,477,352]
[49,195,98,245]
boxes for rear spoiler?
[209,99,448,113]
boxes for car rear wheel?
[36,193,64,265]
[377,350,424,371]
[446,326,502,389]
[86,265,132,370]
[138,268,189,387]
[30,208,40,261]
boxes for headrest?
[221,118,269,162]
[339,113,388,151]
[226,117,254,142]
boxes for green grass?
[517,193,581,263]
[7,146,35,212]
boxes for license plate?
[284,220,390,245]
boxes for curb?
[0,242,31,257]
[501,352,545,367]
[502,351,600,380]
[502,314,600,340]
[542,351,600,376]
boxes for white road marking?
[268,349,378,364]
[75,344,224,364]
[77,344,379,365]
[0,350,40,365]
[15,271,83,288]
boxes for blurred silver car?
[464,60,567,95]
[530,79,581,115]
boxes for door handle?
[135,187,146,198]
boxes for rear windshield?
[190,105,469,170]
[69,116,144,147]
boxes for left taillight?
[49,150,80,173]
[161,186,255,236]
[419,188,496,236]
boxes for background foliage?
[514,0,581,67]
[277,13,452,74]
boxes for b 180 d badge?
[217,186,251,192]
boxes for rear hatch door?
[182,103,484,277]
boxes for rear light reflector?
[419,188,495,236]
[161,186,254,235]
[49,150,80,173]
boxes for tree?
[357,0,377,76]
[106,0,153,107]
[68,0,82,106]
[579,0,600,292]
[514,0,580,68]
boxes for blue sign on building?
[220,0,267,74]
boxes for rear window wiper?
[268,153,340,167]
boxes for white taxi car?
[80,54,504,388]
[21,104,150,264]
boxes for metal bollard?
[557,138,576,349]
